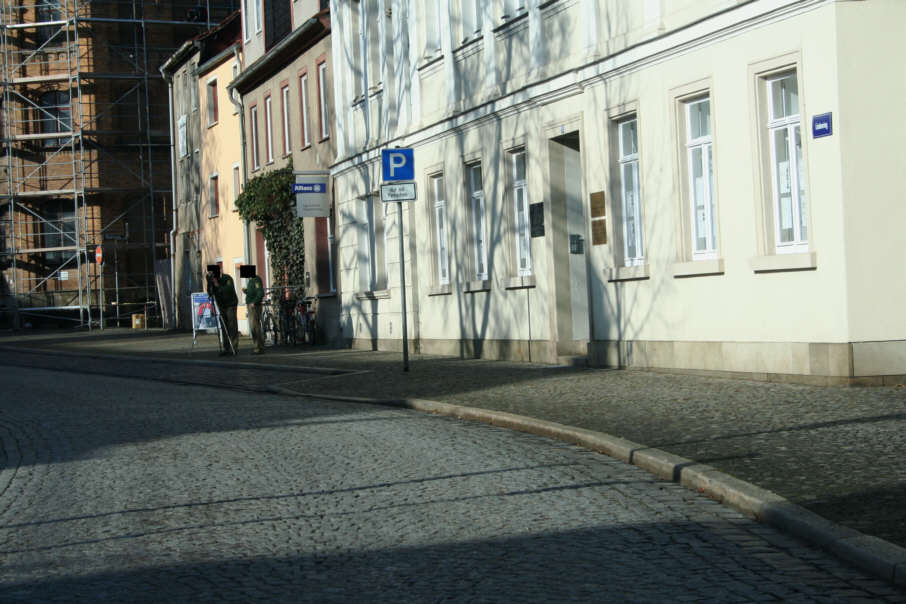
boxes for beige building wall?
[331,0,906,382]
[199,52,248,332]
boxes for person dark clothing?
[207,273,239,354]
[244,275,265,354]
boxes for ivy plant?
[235,165,305,295]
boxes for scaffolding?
[0,0,235,329]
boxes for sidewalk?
[3,327,905,584]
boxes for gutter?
[160,64,178,329]
[227,46,251,264]
[229,16,323,94]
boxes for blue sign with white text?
[293,183,327,194]
[812,113,832,139]
[382,148,414,181]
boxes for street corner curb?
[282,390,906,587]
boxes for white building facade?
[329,0,906,384]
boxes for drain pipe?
[161,64,178,329]
[227,46,250,263]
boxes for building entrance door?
[548,131,589,355]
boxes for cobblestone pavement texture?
[2,329,905,552]
[1,363,905,603]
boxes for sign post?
[381,149,416,372]
[95,245,104,330]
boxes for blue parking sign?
[382,148,414,181]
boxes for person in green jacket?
[243,272,265,354]
[206,268,239,355]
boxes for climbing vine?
[235,165,305,293]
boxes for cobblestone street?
[1,359,904,602]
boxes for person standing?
[207,268,239,355]
[244,271,265,354]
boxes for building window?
[365,0,381,88]
[502,0,526,20]
[38,90,71,148]
[463,0,482,40]
[617,117,643,266]
[242,0,250,41]
[42,202,76,265]
[249,105,260,170]
[684,97,716,259]
[430,174,449,286]
[767,72,806,252]
[468,163,488,280]
[206,78,218,126]
[363,195,387,291]
[299,73,310,147]
[510,149,531,276]
[254,0,262,33]
[280,85,291,156]
[209,174,219,217]
[232,163,241,210]
[317,60,329,140]
[424,0,442,55]
[177,114,187,158]
[264,95,274,163]
[36,0,61,47]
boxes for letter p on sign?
[382,148,414,182]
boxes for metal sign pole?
[397,201,409,372]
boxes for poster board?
[191,291,219,346]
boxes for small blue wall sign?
[812,113,832,139]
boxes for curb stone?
[276,387,906,587]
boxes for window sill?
[673,258,724,278]
[316,291,337,299]
[301,143,312,151]
[494,10,528,33]
[208,214,219,220]
[207,121,218,129]
[504,275,535,290]
[418,51,444,72]
[428,284,451,296]
[463,279,490,293]
[749,252,817,273]
[356,289,390,300]
[608,264,650,282]
[319,135,330,143]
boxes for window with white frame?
[249,105,260,169]
[264,95,274,163]
[209,173,219,217]
[503,0,526,20]
[364,195,387,291]
[510,149,531,276]
[317,61,329,139]
[243,0,250,41]
[617,117,644,266]
[254,0,262,33]
[177,114,187,158]
[206,78,218,126]
[430,174,449,286]
[684,97,716,258]
[299,73,310,147]
[366,0,381,88]
[767,71,807,252]
[468,163,488,280]
[424,0,442,55]
[463,0,482,40]
[280,85,291,156]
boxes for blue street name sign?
[292,183,327,194]
[382,148,414,181]
[812,113,832,139]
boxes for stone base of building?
[349,335,906,386]
[588,339,906,386]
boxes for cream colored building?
[230,1,339,341]
[329,0,906,383]
[197,30,248,333]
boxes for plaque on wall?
[591,219,607,245]
[529,202,545,237]
[589,191,606,218]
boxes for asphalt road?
[0,360,903,602]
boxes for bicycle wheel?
[261,309,275,346]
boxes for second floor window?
[281,85,291,156]
[317,61,329,140]
[264,95,274,163]
[206,78,218,126]
[249,105,260,169]
[299,73,310,147]
[39,90,71,148]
